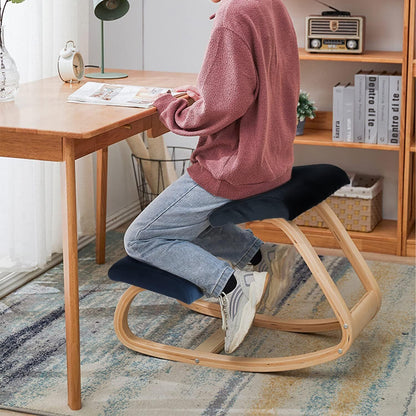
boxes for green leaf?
[296,90,317,121]
[11,0,25,3]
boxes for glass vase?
[0,26,19,102]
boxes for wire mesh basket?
[131,146,193,210]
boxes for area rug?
[0,230,414,416]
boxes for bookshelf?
[247,0,414,256]
[403,0,415,256]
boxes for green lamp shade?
[93,0,129,21]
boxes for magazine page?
[67,82,184,108]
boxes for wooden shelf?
[246,219,398,255]
[295,129,401,151]
[413,59,416,77]
[410,136,416,152]
[406,226,415,257]
[298,112,401,151]
[299,48,404,64]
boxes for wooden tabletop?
[0,70,197,140]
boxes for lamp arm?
[100,19,105,74]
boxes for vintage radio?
[305,4,365,54]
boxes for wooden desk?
[0,70,197,410]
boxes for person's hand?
[175,85,201,101]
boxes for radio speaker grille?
[309,19,360,36]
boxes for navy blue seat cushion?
[209,164,349,226]
[109,164,348,302]
[108,256,203,304]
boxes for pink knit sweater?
[154,0,300,199]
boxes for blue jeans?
[124,172,262,297]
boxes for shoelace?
[218,292,229,331]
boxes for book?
[332,83,354,142]
[388,74,401,145]
[377,72,390,145]
[354,70,370,143]
[342,84,355,142]
[67,82,184,108]
[364,73,378,144]
[332,83,344,142]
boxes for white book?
[67,81,184,108]
[377,73,389,145]
[364,74,379,144]
[342,85,355,142]
[332,83,343,142]
[388,74,401,145]
[354,71,369,143]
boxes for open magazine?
[67,82,185,108]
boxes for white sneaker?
[218,270,267,353]
[255,243,297,311]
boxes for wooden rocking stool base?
[110,165,381,372]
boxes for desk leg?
[96,147,108,264]
[62,138,82,410]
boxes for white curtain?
[0,0,94,273]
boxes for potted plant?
[296,90,317,135]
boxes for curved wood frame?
[114,201,381,372]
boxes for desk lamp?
[86,0,130,79]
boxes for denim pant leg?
[124,172,261,297]
[193,224,262,269]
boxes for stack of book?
[332,71,401,145]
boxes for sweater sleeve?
[154,27,258,137]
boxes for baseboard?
[0,201,141,299]
[105,200,141,231]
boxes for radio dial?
[310,38,322,49]
[346,39,358,49]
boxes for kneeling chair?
[109,164,381,372]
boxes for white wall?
[89,0,404,220]
[143,0,217,73]
[142,0,217,150]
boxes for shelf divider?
[299,48,404,64]
[406,226,415,257]
[246,219,398,255]
[296,112,401,151]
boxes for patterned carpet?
[0,230,414,416]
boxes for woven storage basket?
[131,146,193,210]
[295,173,383,232]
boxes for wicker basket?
[295,173,383,232]
[131,146,193,210]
